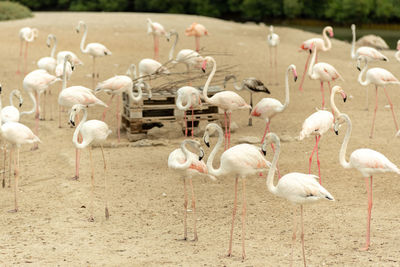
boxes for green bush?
[0,1,32,21]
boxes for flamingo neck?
[50,36,57,58]
[176,140,195,170]
[79,23,88,54]
[128,64,137,80]
[321,28,332,51]
[351,27,356,59]
[61,56,69,91]
[308,46,317,79]
[20,91,36,116]
[280,66,291,111]
[202,57,216,104]
[358,60,369,86]
[176,92,191,110]
[226,75,243,90]
[339,114,352,169]
[206,125,226,177]
[330,89,340,116]
[72,108,89,149]
[9,90,16,107]
[128,82,143,102]
[265,134,279,195]
[168,32,179,61]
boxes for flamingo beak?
[334,129,339,135]
[19,102,22,107]
[262,148,266,156]
[199,149,204,161]
[70,120,75,127]
[201,60,207,73]
[341,92,347,102]
[357,66,361,71]
[330,31,334,37]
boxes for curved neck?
[26,30,35,42]
[206,126,226,177]
[280,67,291,111]
[308,47,317,78]
[202,57,216,103]
[79,23,88,53]
[351,27,356,59]
[72,108,89,149]
[265,136,279,195]
[330,89,340,116]
[128,82,143,102]
[321,28,332,51]
[9,90,17,107]
[168,32,179,61]
[61,56,68,91]
[339,115,352,169]
[128,64,137,79]
[176,140,195,170]
[358,60,369,86]
[20,92,35,116]
[176,93,191,110]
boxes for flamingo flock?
[1,15,400,266]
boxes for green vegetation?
[7,0,400,25]
[0,1,32,21]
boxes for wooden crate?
[122,86,223,141]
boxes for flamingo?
[168,139,215,241]
[203,123,271,259]
[17,27,38,75]
[395,40,400,62]
[173,49,204,74]
[201,56,251,150]
[351,24,388,62]
[251,64,297,143]
[357,55,400,138]
[224,75,270,126]
[76,20,112,88]
[95,64,147,142]
[58,55,107,181]
[185,22,208,52]
[299,85,347,184]
[176,86,202,137]
[334,113,400,250]
[0,121,40,212]
[267,25,280,85]
[147,18,169,61]
[70,104,111,221]
[308,41,343,109]
[37,34,57,74]
[55,59,74,80]
[138,58,170,94]
[57,51,83,66]
[264,132,334,266]
[298,26,334,91]
[21,69,60,149]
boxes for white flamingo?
[17,27,38,75]
[264,132,334,267]
[37,34,57,74]
[175,86,202,137]
[334,113,400,250]
[351,24,388,62]
[267,25,280,84]
[56,51,83,66]
[203,123,271,259]
[168,139,215,241]
[70,104,111,222]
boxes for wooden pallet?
[122,86,223,141]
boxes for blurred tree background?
[6,0,400,25]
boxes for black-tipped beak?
[294,76,298,82]
[202,68,206,73]
[0,86,2,93]
[383,58,387,61]
[47,44,50,48]
[262,149,266,156]
[205,141,210,148]
[357,66,361,71]
[19,103,22,107]
[343,97,347,103]
[309,49,312,54]
[72,66,75,71]
[334,130,338,135]
[70,120,75,127]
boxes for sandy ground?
[0,12,400,266]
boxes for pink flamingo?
[0,121,40,212]
[203,123,271,259]
[173,49,204,73]
[264,132,334,266]
[176,86,202,137]
[201,56,251,150]
[58,55,107,181]
[70,104,112,221]
[308,41,343,109]
[21,69,60,149]
[37,34,57,74]
[76,20,112,89]
[299,85,347,184]
[147,18,169,61]
[95,64,147,142]
[335,113,400,250]
[168,139,215,241]
[267,25,280,85]
[57,51,83,66]
[17,27,38,75]
[357,55,400,138]
[298,26,334,91]
[185,23,208,52]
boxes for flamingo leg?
[92,56,96,89]
[73,115,81,180]
[8,148,12,188]
[248,93,253,126]
[370,86,378,138]
[308,136,319,175]
[100,145,109,219]
[383,87,399,132]
[261,121,270,144]
[41,91,46,121]
[195,36,200,52]
[298,52,311,91]
[320,81,325,109]
[191,106,194,138]
[58,103,62,128]
[365,87,369,111]
[224,112,228,151]
[274,47,278,85]
[316,135,322,184]
[241,178,247,260]
[117,95,121,142]
[17,40,23,74]
[228,112,232,149]
[24,42,28,75]
[153,35,159,61]
[227,176,238,257]
[32,91,39,150]
[102,95,115,121]
[9,147,19,213]
[189,178,198,241]
[183,178,188,240]
[184,111,188,137]
[2,144,6,188]
[290,206,298,267]
[360,176,373,251]
[88,146,95,222]
[300,205,306,267]
[269,46,273,84]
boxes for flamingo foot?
[191,236,198,242]
[227,253,232,257]
[359,246,370,251]
[16,70,20,75]
[71,175,79,181]
[30,145,39,151]
[105,207,110,220]
[88,216,95,222]
[8,209,18,213]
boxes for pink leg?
[370,86,378,138]
[298,52,311,91]
[189,179,198,241]
[102,95,115,121]
[224,112,228,151]
[290,206,298,267]
[183,178,188,240]
[32,92,39,150]
[300,205,307,267]
[16,40,23,74]
[117,96,121,143]
[153,35,159,61]
[195,36,200,52]
[191,106,194,138]
[320,81,325,109]
[241,179,247,260]
[228,113,232,149]
[2,145,6,188]
[11,148,19,212]
[227,177,238,257]
[308,136,319,174]
[274,47,278,85]
[383,87,399,132]
[261,121,270,144]
[361,176,373,251]
[73,115,81,180]
[184,111,187,137]
[24,42,28,75]
[92,57,96,89]
[315,136,321,184]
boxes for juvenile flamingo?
[299,85,347,184]
[334,113,400,250]
[308,41,343,109]
[357,55,400,138]
[147,18,169,61]
[251,64,297,142]
[37,34,57,74]
[76,20,112,88]
[224,75,270,126]
[0,121,40,212]
[202,56,251,150]
[70,104,112,221]
[168,139,215,241]
[267,25,280,84]
[298,26,334,91]
[185,22,208,52]
[17,27,38,75]
[203,123,271,259]
[176,86,202,137]
[264,132,334,266]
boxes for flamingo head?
[12,89,23,107]
[397,40,400,50]
[333,85,347,103]
[223,75,236,88]
[75,21,85,34]
[326,26,334,37]
[69,104,87,126]
[32,28,39,39]
[351,24,356,31]
[289,64,298,82]
[201,56,212,73]
[356,55,367,71]
[262,133,280,156]
[203,123,219,147]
